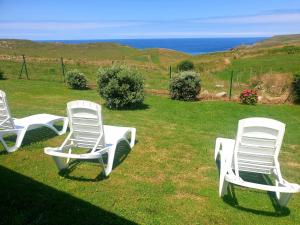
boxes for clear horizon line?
[1,36,273,42]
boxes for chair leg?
[219,169,229,197]
[0,129,26,153]
[52,156,68,170]
[104,145,117,176]
[219,150,230,197]
[275,180,293,207]
[214,138,222,161]
[278,193,292,207]
[97,155,106,175]
[129,128,136,148]
[48,118,68,136]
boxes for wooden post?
[229,70,234,100]
[61,57,66,82]
[19,54,29,79]
[169,66,172,78]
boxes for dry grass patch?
[250,73,293,96]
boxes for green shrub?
[97,65,144,109]
[292,74,300,103]
[239,89,258,105]
[177,60,195,71]
[0,70,5,80]
[169,71,201,101]
[66,69,87,90]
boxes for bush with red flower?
[239,89,258,105]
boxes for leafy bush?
[240,89,258,105]
[0,70,5,80]
[97,65,144,109]
[292,74,300,103]
[177,60,195,71]
[169,71,201,101]
[66,69,87,90]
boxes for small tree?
[292,74,300,103]
[169,71,201,101]
[97,65,144,109]
[177,60,195,71]
[66,69,88,90]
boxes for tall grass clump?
[97,65,144,109]
[66,69,88,90]
[169,71,201,101]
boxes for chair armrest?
[214,138,235,161]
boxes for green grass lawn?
[0,79,300,225]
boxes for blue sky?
[0,0,300,39]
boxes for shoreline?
[32,37,267,55]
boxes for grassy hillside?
[0,39,188,66]
[0,35,300,96]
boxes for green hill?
[0,39,188,66]
[0,35,300,94]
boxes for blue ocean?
[39,37,267,55]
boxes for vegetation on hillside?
[0,34,300,100]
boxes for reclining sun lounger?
[44,100,136,176]
[214,117,300,207]
[0,90,68,152]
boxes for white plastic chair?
[0,90,68,153]
[44,100,136,176]
[214,117,300,207]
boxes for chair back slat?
[234,118,285,175]
[67,100,105,149]
[0,90,15,129]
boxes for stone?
[215,84,224,88]
[215,92,227,98]
[201,90,209,96]
[200,90,210,99]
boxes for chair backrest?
[67,100,105,149]
[233,117,285,176]
[0,90,15,129]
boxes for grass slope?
[1,36,300,94]
[0,79,300,225]
[0,39,188,65]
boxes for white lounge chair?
[214,117,300,207]
[0,90,68,153]
[44,100,136,176]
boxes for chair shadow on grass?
[0,125,67,154]
[215,159,290,217]
[0,165,138,225]
[59,140,133,182]
[106,103,150,111]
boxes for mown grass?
[0,79,300,225]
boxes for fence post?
[61,57,66,82]
[169,66,172,78]
[229,70,234,100]
[19,54,29,79]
